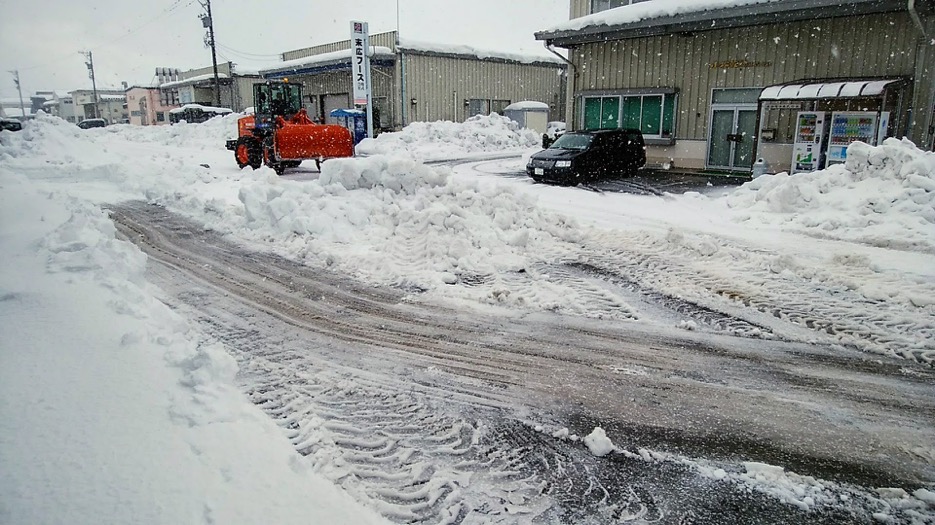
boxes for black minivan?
[526,128,645,185]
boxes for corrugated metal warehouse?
[259,31,567,131]
[537,0,935,174]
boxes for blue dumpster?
[329,108,367,145]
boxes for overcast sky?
[0,0,570,99]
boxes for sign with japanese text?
[350,21,371,106]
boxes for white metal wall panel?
[403,53,565,124]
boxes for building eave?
[397,47,565,68]
[536,0,912,47]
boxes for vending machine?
[791,112,829,173]
[825,111,880,166]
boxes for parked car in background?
[527,128,646,185]
[169,104,232,124]
[77,118,107,129]
[541,121,566,148]
[1,118,23,132]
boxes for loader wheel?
[263,147,286,176]
[235,138,262,170]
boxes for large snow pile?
[0,111,241,155]
[0,172,389,524]
[235,155,587,308]
[105,111,242,149]
[725,138,935,252]
[0,115,629,319]
[355,113,541,161]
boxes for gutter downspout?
[400,50,407,127]
[545,42,576,128]
[908,0,934,148]
[908,0,928,37]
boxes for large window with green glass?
[582,92,677,139]
[583,96,620,130]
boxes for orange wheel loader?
[225,80,354,175]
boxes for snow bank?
[105,111,243,149]
[0,170,389,525]
[725,138,935,252]
[235,155,585,309]
[356,113,541,161]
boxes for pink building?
[125,86,178,126]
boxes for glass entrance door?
[707,107,757,170]
[708,109,735,168]
[733,110,757,168]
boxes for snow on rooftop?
[160,73,230,89]
[168,103,233,114]
[260,46,395,75]
[504,101,550,111]
[542,0,783,33]
[262,40,563,76]
[1,107,34,118]
[398,38,564,65]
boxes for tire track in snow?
[111,202,935,524]
[581,230,935,366]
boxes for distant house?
[535,0,935,173]
[125,85,179,126]
[0,98,31,120]
[71,89,127,124]
[259,31,567,130]
[158,62,261,113]
[18,91,76,122]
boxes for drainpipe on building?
[545,42,576,129]
[400,50,407,127]
[908,0,934,148]
[908,0,928,37]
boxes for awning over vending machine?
[758,78,906,101]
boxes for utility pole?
[199,0,222,107]
[80,51,100,119]
[10,70,26,119]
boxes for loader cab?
[253,81,302,131]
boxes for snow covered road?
[111,200,935,523]
[3,113,935,523]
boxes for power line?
[215,42,282,59]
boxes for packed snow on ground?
[0,167,389,524]
[582,427,617,456]
[2,113,934,522]
[355,112,541,161]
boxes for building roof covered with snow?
[536,0,926,45]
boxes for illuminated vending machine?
[824,111,881,166]
[791,112,829,173]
